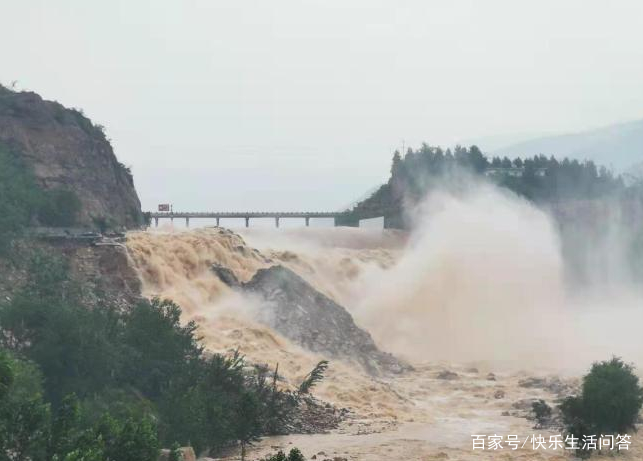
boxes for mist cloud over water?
[129,180,643,378]
[343,183,643,371]
[352,184,569,367]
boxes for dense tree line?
[358,144,643,284]
[0,250,305,460]
[387,143,624,203]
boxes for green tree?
[0,351,12,400]
[260,364,297,435]
[0,256,120,404]
[49,394,83,459]
[159,351,246,454]
[104,416,158,461]
[560,357,643,457]
[0,350,50,461]
[120,298,203,400]
[236,391,262,461]
[298,360,329,395]
[467,145,487,172]
[390,150,402,177]
[169,442,183,461]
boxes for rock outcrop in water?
[213,264,410,376]
[0,86,142,229]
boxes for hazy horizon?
[2,0,642,211]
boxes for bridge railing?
[147,210,353,228]
[148,211,345,217]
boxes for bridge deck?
[146,210,395,228]
[148,211,343,218]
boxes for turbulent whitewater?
[126,184,643,460]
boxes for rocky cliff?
[0,86,142,229]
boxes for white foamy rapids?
[126,184,643,460]
[129,187,643,381]
[125,227,412,419]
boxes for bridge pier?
[334,214,359,227]
[275,217,280,228]
[305,217,310,227]
[245,217,250,228]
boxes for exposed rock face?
[211,263,241,288]
[0,238,143,311]
[69,241,144,310]
[219,264,410,376]
[0,87,142,229]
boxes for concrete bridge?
[148,211,350,228]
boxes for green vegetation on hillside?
[0,143,82,251]
[0,249,309,459]
[0,145,43,251]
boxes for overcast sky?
[2,1,643,212]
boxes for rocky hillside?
[0,86,142,229]
[0,237,143,312]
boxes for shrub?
[532,399,552,428]
[559,357,643,457]
[263,448,305,461]
[169,442,183,461]
[285,448,305,461]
